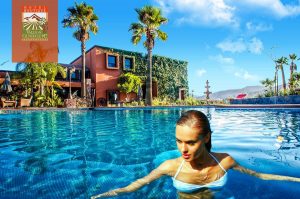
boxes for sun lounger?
[17,97,32,107]
[0,97,17,108]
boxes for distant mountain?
[199,85,267,100]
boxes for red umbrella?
[236,93,247,99]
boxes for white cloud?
[220,63,260,81]
[209,54,235,64]
[234,69,258,81]
[216,37,264,54]
[196,69,207,77]
[246,22,273,33]
[248,38,264,54]
[154,0,237,26]
[216,38,246,53]
[238,0,300,17]
[154,0,300,28]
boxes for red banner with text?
[12,0,58,63]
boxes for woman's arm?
[231,161,300,182]
[91,160,173,199]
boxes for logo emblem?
[22,6,48,41]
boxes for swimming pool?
[0,108,299,198]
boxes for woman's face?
[175,125,209,162]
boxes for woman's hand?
[91,190,118,199]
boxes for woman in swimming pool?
[91,110,300,198]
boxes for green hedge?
[99,46,188,100]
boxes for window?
[70,69,79,81]
[107,90,119,104]
[71,72,76,79]
[123,56,135,71]
[106,53,119,69]
[73,69,90,81]
[85,69,91,78]
[108,55,116,67]
[124,57,134,70]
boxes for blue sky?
[1,0,300,96]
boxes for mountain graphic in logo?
[22,6,48,41]
[24,14,43,22]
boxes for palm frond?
[130,5,168,48]
[73,31,81,41]
[129,23,144,31]
[143,41,148,48]
[157,29,168,41]
[62,2,99,42]
[289,53,297,61]
[131,35,142,45]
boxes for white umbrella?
[1,72,12,93]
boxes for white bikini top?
[172,153,228,193]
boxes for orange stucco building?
[70,45,158,106]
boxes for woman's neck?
[189,150,212,170]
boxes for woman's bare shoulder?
[161,157,182,168]
[156,158,182,175]
[211,152,236,169]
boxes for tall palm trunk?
[51,85,54,99]
[276,70,278,95]
[40,82,44,95]
[31,67,34,105]
[146,47,153,106]
[274,70,277,95]
[280,66,286,92]
[274,63,279,96]
[289,62,294,89]
[81,41,86,98]
[25,82,28,97]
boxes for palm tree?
[274,63,279,96]
[129,6,168,106]
[16,62,66,106]
[276,56,288,93]
[16,62,38,102]
[289,53,298,89]
[260,78,275,96]
[62,2,98,98]
[44,63,67,99]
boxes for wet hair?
[176,110,212,152]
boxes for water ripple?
[0,108,300,198]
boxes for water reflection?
[204,107,212,121]
[274,112,300,150]
[213,109,300,170]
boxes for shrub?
[152,97,172,106]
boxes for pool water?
[0,108,300,199]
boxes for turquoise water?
[0,108,300,198]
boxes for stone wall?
[229,95,300,104]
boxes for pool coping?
[93,104,300,110]
[1,104,300,113]
[214,104,300,108]
[0,107,92,113]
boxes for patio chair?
[0,97,17,108]
[17,96,32,107]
